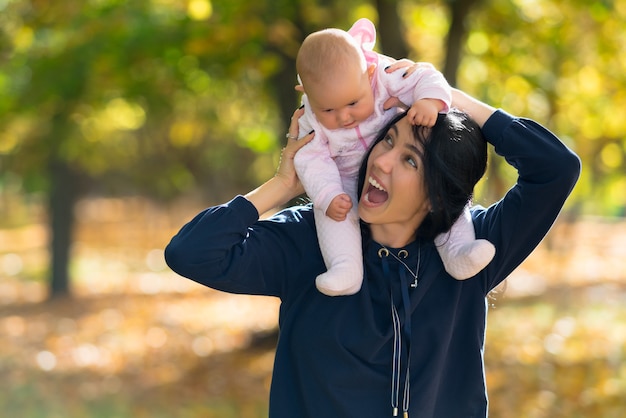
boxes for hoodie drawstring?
[384,253,401,415]
[380,247,418,418]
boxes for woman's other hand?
[276,106,314,195]
[245,106,314,214]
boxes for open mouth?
[364,176,388,204]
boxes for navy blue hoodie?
[165,110,580,417]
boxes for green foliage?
[454,0,626,215]
[0,0,286,201]
[0,0,625,212]
[392,0,626,215]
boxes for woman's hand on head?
[382,59,412,111]
[383,59,438,112]
[384,58,436,78]
[275,106,314,195]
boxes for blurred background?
[1,0,625,417]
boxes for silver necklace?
[377,245,421,288]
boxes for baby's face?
[306,66,375,131]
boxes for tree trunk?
[375,0,409,58]
[443,0,483,86]
[270,56,300,145]
[47,157,80,299]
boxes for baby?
[294,18,495,296]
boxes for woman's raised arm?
[450,88,497,128]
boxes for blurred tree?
[375,0,409,58]
[1,0,625,300]
[442,0,483,86]
[454,0,626,213]
[0,0,407,299]
[0,0,288,298]
[398,0,626,213]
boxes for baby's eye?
[348,101,358,106]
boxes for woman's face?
[358,117,431,247]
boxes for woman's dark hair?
[357,108,488,241]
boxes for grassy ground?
[2,282,624,418]
[1,198,625,417]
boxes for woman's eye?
[406,156,417,168]
[384,134,393,145]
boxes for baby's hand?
[407,99,443,127]
[326,194,353,221]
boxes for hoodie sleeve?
[164,195,323,298]
[472,110,581,292]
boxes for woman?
[165,88,580,417]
